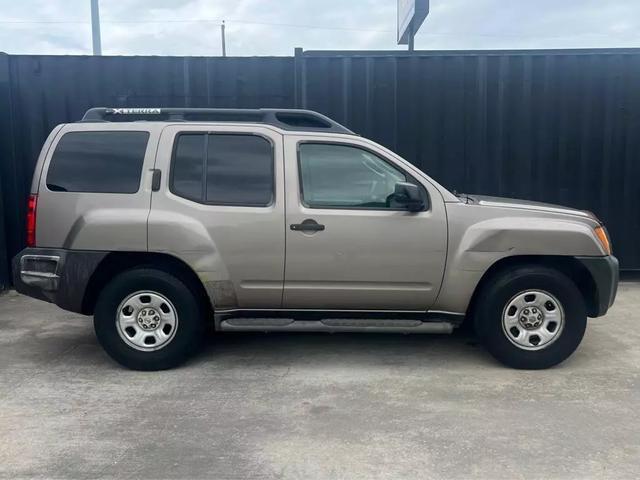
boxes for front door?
[283,136,447,311]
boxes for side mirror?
[392,182,425,212]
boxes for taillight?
[26,194,37,247]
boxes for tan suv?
[12,107,618,371]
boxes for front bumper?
[575,255,619,317]
[12,248,108,314]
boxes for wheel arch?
[466,255,599,320]
[82,251,213,316]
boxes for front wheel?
[474,265,587,369]
[94,268,206,370]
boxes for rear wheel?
[474,265,587,369]
[94,268,206,370]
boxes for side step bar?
[218,318,454,334]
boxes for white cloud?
[0,0,638,55]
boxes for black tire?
[474,265,587,369]
[94,268,206,371]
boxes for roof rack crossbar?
[80,107,354,134]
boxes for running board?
[218,318,454,334]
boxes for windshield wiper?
[453,190,473,204]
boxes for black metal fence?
[2,48,639,287]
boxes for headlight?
[594,226,611,255]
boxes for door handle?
[290,219,325,232]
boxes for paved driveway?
[1,283,638,479]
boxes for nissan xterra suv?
[12,107,618,370]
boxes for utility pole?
[407,23,414,52]
[220,20,226,57]
[90,0,102,55]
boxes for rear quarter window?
[46,131,149,193]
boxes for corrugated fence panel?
[301,49,640,271]
[0,54,13,288]
[1,49,639,287]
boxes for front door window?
[298,143,408,209]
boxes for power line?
[0,17,394,33]
[0,18,631,39]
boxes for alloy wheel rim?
[501,289,564,351]
[116,291,178,351]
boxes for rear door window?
[171,133,273,206]
[46,131,149,193]
[171,133,205,202]
[206,135,273,206]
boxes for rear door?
[149,124,285,309]
[283,135,448,311]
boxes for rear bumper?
[12,248,107,314]
[575,255,619,317]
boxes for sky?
[0,0,639,56]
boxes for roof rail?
[80,107,355,134]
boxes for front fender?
[455,216,604,270]
[434,204,606,313]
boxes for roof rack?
[80,107,355,134]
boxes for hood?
[464,194,596,220]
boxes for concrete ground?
[0,284,638,480]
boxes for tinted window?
[206,135,273,206]
[171,133,273,206]
[298,143,407,209]
[172,134,205,201]
[47,131,149,193]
